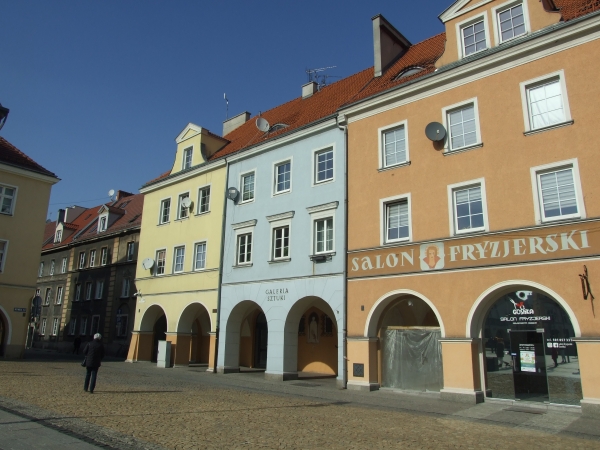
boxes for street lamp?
[0,103,9,131]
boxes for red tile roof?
[42,193,143,251]
[0,137,57,178]
[556,0,600,21]
[344,33,446,106]
[209,67,373,160]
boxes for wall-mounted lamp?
[134,291,145,303]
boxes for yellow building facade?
[127,124,228,370]
[0,137,59,358]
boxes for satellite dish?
[256,117,270,132]
[425,122,447,142]
[227,187,239,201]
[181,197,192,209]
[142,258,155,270]
[108,189,115,197]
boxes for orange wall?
[348,40,600,251]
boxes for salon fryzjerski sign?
[348,221,600,278]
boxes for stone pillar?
[346,337,379,391]
[207,332,217,372]
[439,338,484,404]
[166,332,192,367]
[573,337,600,417]
[126,331,153,362]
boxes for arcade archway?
[222,301,267,372]
[0,310,6,357]
[177,302,211,365]
[283,296,339,377]
[473,285,582,405]
[138,304,167,363]
[368,291,443,391]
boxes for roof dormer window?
[395,66,424,80]
[457,14,490,58]
[182,147,193,170]
[54,229,62,243]
[98,215,108,232]
[269,124,288,133]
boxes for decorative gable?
[170,123,229,176]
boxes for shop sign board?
[348,221,600,278]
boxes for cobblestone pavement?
[0,351,599,450]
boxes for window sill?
[309,252,335,262]
[539,215,582,225]
[378,161,411,172]
[313,178,334,187]
[157,222,170,227]
[195,211,210,216]
[0,211,14,216]
[444,143,483,156]
[524,120,574,136]
[268,258,291,264]
[383,238,411,246]
[239,199,255,205]
[273,190,291,196]
[454,228,488,237]
[233,263,253,269]
[174,217,190,222]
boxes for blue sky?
[0,0,450,219]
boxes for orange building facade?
[342,1,600,415]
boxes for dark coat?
[83,340,105,368]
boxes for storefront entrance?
[378,296,442,391]
[254,313,268,369]
[483,290,581,405]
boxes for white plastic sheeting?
[381,328,443,391]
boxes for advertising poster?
[519,345,536,373]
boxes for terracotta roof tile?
[556,0,600,20]
[343,33,446,106]
[209,67,373,160]
[0,137,57,178]
[41,193,143,251]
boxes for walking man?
[83,333,105,393]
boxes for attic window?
[395,66,424,80]
[54,229,62,243]
[269,123,288,133]
[119,201,130,209]
[128,214,140,223]
[98,215,108,232]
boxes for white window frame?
[240,169,256,204]
[100,247,108,266]
[121,277,131,297]
[39,262,44,277]
[272,157,293,196]
[155,248,167,276]
[49,259,55,275]
[40,318,47,336]
[312,144,336,186]
[267,212,293,262]
[232,220,257,267]
[95,280,104,299]
[173,245,186,273]
[85,282,92,301]
[44,287,52,305]
[89,250,96,267]
[456,13,491,59]
[0,240,7,273]
[0,183,17,216]
[56,286,63,305]
[74,283,81,301]
[530,158,585,225]
[54,229,62,243]
[61,257,67,273]
[442,97,482,153]
[378,121,410,169]
[78,252,86,269]
[193,241,208,271]
[98,214,108,232]
[159,197,171,224]
[447,178,489,236]
[126,242,135,261]
[80,317,88,336]
[91,315,100,335]
[177,192,190,220]
[380,193,412,246]
[51,318,60,336]
[197,184,211,215]
[182,146,193,170]
[492,0,530,45]
[69,318,77,336]
[307,202,338,257]
[519,70,572,134]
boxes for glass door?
[509,330,549,402]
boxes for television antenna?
[224,93,229,119]
[306,66,340,90]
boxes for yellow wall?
[0,166,57,358]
